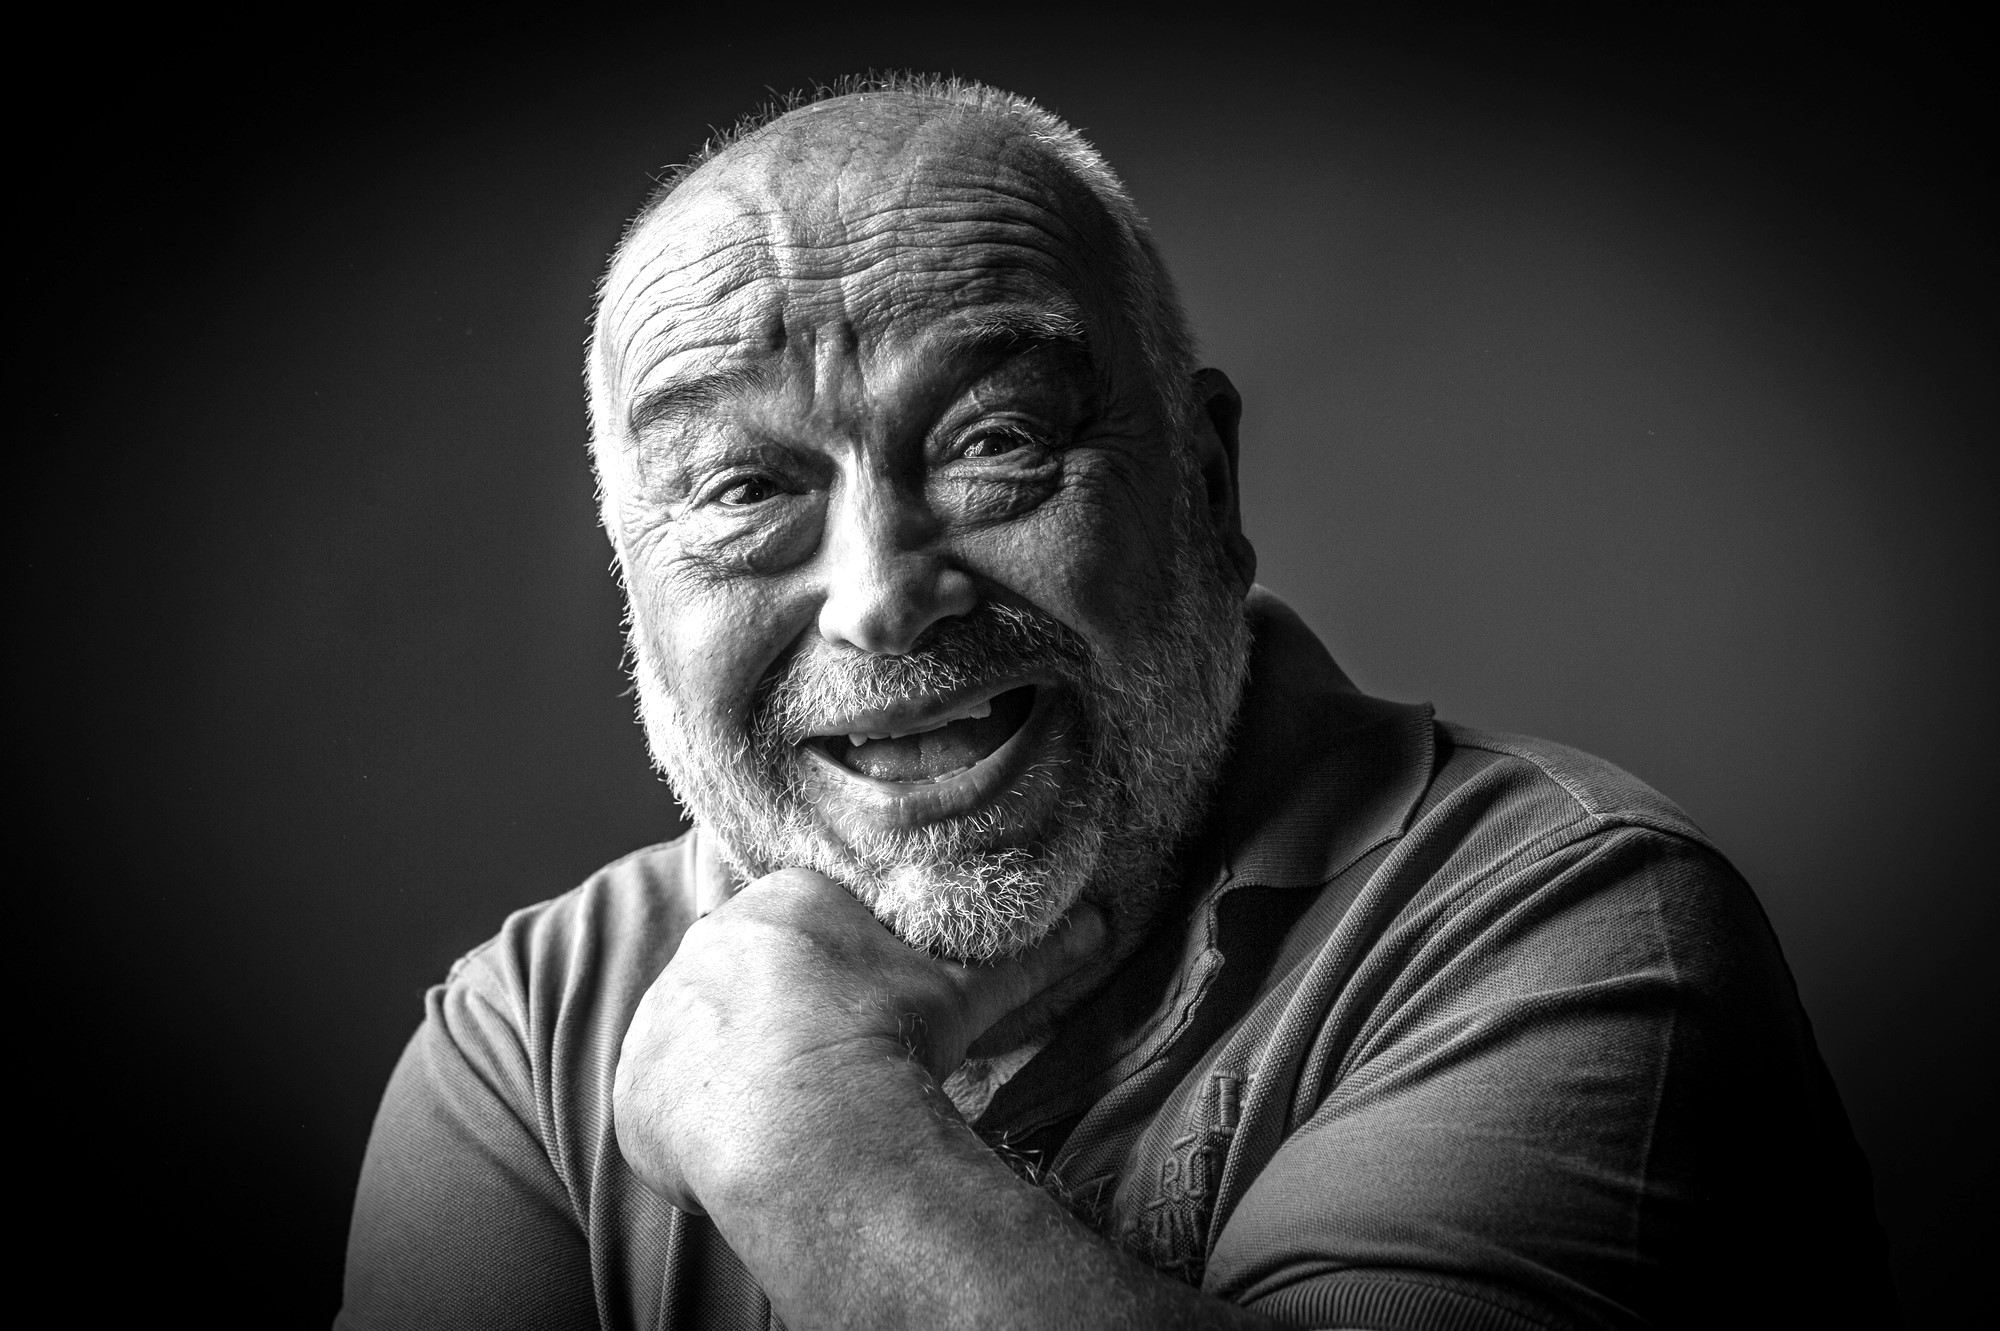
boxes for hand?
[611,867,1106,1214]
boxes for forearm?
[614,874,1261,1327]
[700,1048,1275,1331]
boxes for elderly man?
[340,78,1893,1329]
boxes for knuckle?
[674,912,737,967]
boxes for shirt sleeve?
[1204,827,1892,1330]
[337,952,600,1331]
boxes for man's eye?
[715,475,779,505]
[962,431,1033,459]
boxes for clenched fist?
[612,868,1107,1215]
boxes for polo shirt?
[339,590,1895,1329]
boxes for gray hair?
[591,72,1201,454]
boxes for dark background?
[17,6,1993,1324]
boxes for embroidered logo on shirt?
[1118,1071,1244,1282]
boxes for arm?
[341,971,600,1331]
[612,869,1283,1330]
[1201,827,1891,1329]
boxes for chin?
[837,816,1106,962]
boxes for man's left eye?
[962,431,1033,459]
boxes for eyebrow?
[626,363,770,440]
[934,306,1094,376]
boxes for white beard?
[628,496,1252,962]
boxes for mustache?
[752,602,1095,750]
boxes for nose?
[817,477,976,656]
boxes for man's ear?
[1189,367,1257,590]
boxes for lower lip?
[799,684,1068,830]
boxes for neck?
[962,892,1164,1060]
[691,824,742,916]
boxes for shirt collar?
[1215,586,1434,892]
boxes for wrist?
[692,1036,953,1215]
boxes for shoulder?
[1384,720,1732,920]
[398,833,707,1203]
[349,838,704,1318]
[1434,721,1709,846]
[1374,723,1779,1005]
[439,833,704,1046]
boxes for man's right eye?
[715,475,779,506]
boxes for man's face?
[593,99,1250,959]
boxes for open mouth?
[813,685,1038,785]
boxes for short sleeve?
[1206,829,1893,1329]
[337,956,599,1331]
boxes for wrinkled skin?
[601,93,1272,1329]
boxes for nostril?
[817,537,978,656]
[820,588,960,657]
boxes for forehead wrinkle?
[606,140,1131,429]
[603,258,767,420]
[632,133,1106,295]
[648,210,1093,310]
[613,252,1089,433]
[627,281,1087,416]
[634,217,1101,356]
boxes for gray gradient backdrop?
[18,8,1992,1324]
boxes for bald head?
[588,78,1197,469]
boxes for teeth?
[842,695,1000,747]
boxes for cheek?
[625,547,817,730]
[959,459,1185,653]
